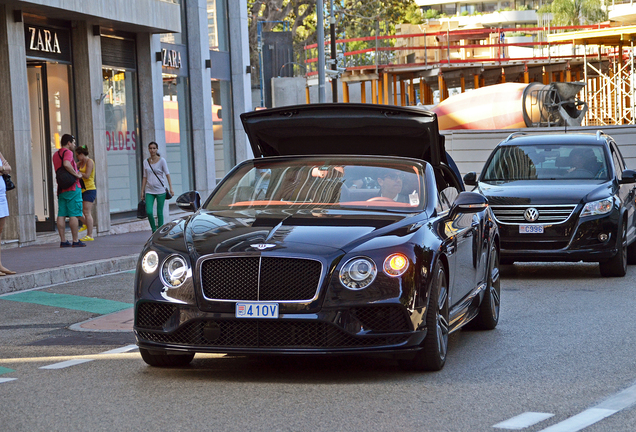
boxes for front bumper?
[134,302,426,356]
[499,211,620,262]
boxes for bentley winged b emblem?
[250,243,276,250]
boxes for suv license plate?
[519,225,544,234]
[236,302,279,319]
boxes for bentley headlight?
[581,198,613,217]
[141,251,159,274]
[383,253,409,277]
[339,257,377,289]
[161,255,188,287]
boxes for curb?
[0,254,139,295]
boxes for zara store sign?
[24,24,71,62]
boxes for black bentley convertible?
[134,104,500,371]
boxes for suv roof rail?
[503,132,527,143]
[596,130,606,141]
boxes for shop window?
[103,68,141,213]
[208,0,229,51]
[163,75,193,196]
[211,79,234,180]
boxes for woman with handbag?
[140,142,174,233]
[0,152,15,275]
[75,145,96,241]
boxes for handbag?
[55,149,77,190]
[148,158,172,200]
[3,174,15,191]
[137,199,147,219]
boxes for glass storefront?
[208,0,229,51]
[102,68,141,213]
[211,79,234,179]
[208,0,234,181]
[161,0,193,196]
[163,74,193,195]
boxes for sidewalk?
[0,223,153,295]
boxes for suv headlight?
[581,198,613,217]
[161,255,189,287]
[339,257,377,289]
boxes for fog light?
[598,233,608,242]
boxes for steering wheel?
[366,196,395,202]
[595,168,607,179]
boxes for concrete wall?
[8,0,180,33]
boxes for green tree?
[247,0,421,82]
[538,0,607,26]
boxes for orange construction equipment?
[430,82,587,130]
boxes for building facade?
[0,0,251,246]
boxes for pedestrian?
[54,134,86,247]
[140,142,174,233]
[0,151,15,275]
[75,145,96,241]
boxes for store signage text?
[28,27,61,54]
[106,131,137,152]
[162,48,182,69]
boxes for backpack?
[55,149,77,191]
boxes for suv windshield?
[206,157,425,211]
[482,144,609,181]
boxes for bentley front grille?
[137,320,410,348]
[200,257,322,301]
[351,306,411,332]
[136,302,178,330]
[490,204,577,225]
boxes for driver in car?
[377,169,410,203]
[565,148,598,178]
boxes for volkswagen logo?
[250,243,276,250]
[524,207,539,222]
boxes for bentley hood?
[240,103,445,166]
[179,209,413,257]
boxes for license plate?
[235,302,279,319]
[519,225,544,234]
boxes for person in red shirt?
[53,134,86,247]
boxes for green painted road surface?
[1,291,132,315]
[0,367,15,375]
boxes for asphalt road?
[0,263,635,431]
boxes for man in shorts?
[53,134,86,247]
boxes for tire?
[599,219,627,277]
[469,243,501,330]
[139,348,195,367]
[399,260,449,372]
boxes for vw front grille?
[200,256,322,301]
[490,204,576,225]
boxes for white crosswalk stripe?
[39,359,94,370]
[493,412,554,430]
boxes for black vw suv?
[464,131,636,277]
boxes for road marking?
[537,381,636,432]
[0,366,15,375]
[39,359,94,370]
[1,291,131,314]
[538,408,616,432]
[0,378,17,383]
[494,412,555,430]
[100,345,138,354]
